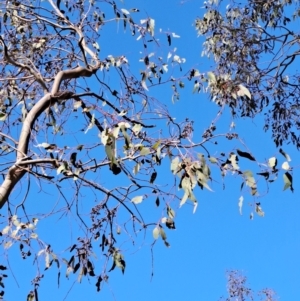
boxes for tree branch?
[0,65,99,209]
[0,36,48,93]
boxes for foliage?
[220,271,278,301]
[0,0,297,299]
[195,0,300,147]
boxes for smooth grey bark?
[0,65,99,209]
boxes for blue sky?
[2,0,300,300]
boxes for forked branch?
[0,65,100,209]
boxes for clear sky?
[2,0,300,300]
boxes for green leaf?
[140,147,150,156]
[133,163,141,175]
[179,176,198,211]
[268,157,277,170]
[66,266,73,278]
[100,130,109,146]
[167,34,171,45]
[104,137,121,174]
[148,18,155,36]
[243,170,255,186]
[236,149,255,161]
[77,266,85,283]
[164,241,171,247]
[32,218,39,226]
[85,113,95,133]
[238,84,251,99]
[179,81,185,88]
[192,81,200,93]
[121,8,130,15]
[283,172,293,192]
[4,241,12,249]
[152,140,161,150]
[243,170,258,195]
[180,176,192,193]
[193,201,198,214]
[180,192,188,207]
[150,171,157,184]
[112,125,120,139]
[208,156,218,164]
[131,195,143,204]
[238,196,243,215]
[167,206,175,219]
[255,203,264,217]
[70,152,77,166]
[132,123,142,135]
[95,276,102,292]
[257,172,269,180]
[279,148,291,162]
[36,142,50,149]
[57,164,66,175]
[159,227,167,241]
[105,143,114,163]
[156,147,161,162]
[120,126,131,148]
[116,110,125,118]
[73,168,80,181]
[113,251,126,274]
[282,161,290,171]
[229,153,239,170]
[165,218,176,229]
[73,100,82,109]
[243,170,253,180]
[2,225,10,235]
[153,227,160,239]
[196,170,213,191]
[141,71,148,91]
[45,252,50,269]
[170,157,180,174]
[27,291,35,301]
[207,71,216,84]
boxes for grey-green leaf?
[255,204,264,217]
[268,157,277,170]
[283,172,294,192]
[236,149,255,161]
[279,148,291,162]
[170,157,180,174]
[131,195,143,204]
[167,206,175,219]
[153,227,160,239]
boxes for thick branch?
[0,65,99,209]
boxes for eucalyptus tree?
[0,0,297,299]
[195,0,300,148]
[220,271,277,301]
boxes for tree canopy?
[196,0,300,148]
[0,0,297,299]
